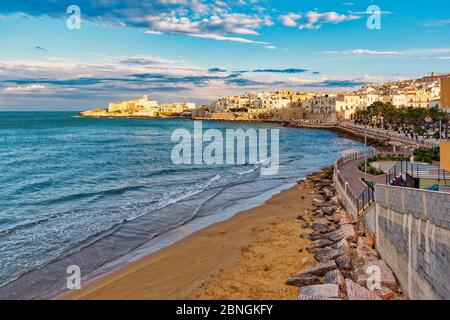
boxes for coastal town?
[80,73,447,125]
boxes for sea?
[0,112,365,299]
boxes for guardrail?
[339,122,441,148]
[336,149,376,167]
[333,149,377,218]
[357,182,375,212]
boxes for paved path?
[338,158,386,196]
[338,148,412,196]
[338,123,440,148]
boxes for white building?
[302,94,337,114]
[382,94,407,107]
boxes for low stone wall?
[363,184,450,299]
[332,150,375,220]
[333,168,358,219]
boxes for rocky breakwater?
[287,168,405,300]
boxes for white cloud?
[4,84,47,93]
[188,32,268,45]
[144,30,163,35]
[139,12,274,46]
[321,47,450,59]
[279,11,360,29]
[2,1,275,47]
[298,11,360,30]
[323,49,408,56]
[422,19,450,28]
[279,13,301,27]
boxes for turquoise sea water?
[0,112,364,298]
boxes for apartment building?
[253,97,291,109]
[302,94,337,114]
[359,93,380,109]
[381,94,407,107]
[160,102,196,115]
[335,94,362,120]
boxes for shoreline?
[60,169,329,300]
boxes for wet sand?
[61,172,323,300]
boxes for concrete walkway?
[338,158,386,196]
[338,146,413,196]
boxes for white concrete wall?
[363,185,450,299]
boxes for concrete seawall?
[332,149,449,300]
[362,185,450,299]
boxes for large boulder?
[324,269,345,292]
[345,279,382,300]
[328,196,340,207]
[323,224,355,242]
[336,254,353,271]
[286,275,321,287]
[314,238,349,262]
[305,231,324,241]
[298,260,337,277]
[321,188,334,200]
[374,286,397,300]
[298,295,341,300]
[339,216,357,226]
[355,260,398,291]
[311,223,331,234]
[299,284,340,299]
[354,240,379,267]
[306,239,334,253]
[321,206,337,216]
[315,247,345,262]
[313,197,326,206]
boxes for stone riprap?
[287,168,404,300]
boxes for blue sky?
[0,0,449,110]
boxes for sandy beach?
[60,171,325,300]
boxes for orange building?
[442,140,450,171]
[441,78,450,110]
[441,78,450,171]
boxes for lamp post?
[365,125,368,182]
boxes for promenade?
[333,144,413,217]
[338,121,441,148]
[338,158,385,195]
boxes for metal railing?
[339,121,441,148]
[334,150,377,215]
[385,161,449,188]
[336,149,376,167]
[357,182,375,213]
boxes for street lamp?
[365,125,368,182]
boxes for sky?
[0,0,449,110]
